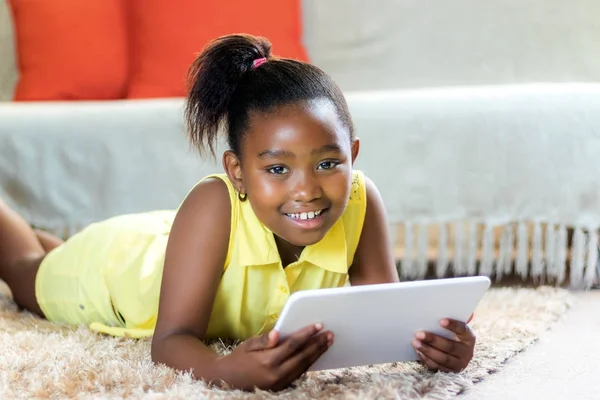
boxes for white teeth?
[286,210,323,220]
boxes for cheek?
[247,176,285,208]
[327,170,353,197]
[253,179,280,199]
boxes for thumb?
[263,330,279,348]
[248,330,279,351]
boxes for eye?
[317,161,340,170]
[267,165,289,175]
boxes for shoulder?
[183,176,231,212]
[349,170,366,203]
[174,176,232,237]
[341,171,385,238]
[350,171,387,237]
[363,174,381,204]
[346,169,384,209]
[363,175,386,223]
[348,170,380,203]
[348,169,382,201]
[339,170,372,254]
[173,175,239,267]
[348,173,398,285]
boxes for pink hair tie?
[252,57,267,69]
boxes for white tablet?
[274,276,491,371]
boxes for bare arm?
[151,178,333,391]
[349,176,399,286]
[151,178,231,384]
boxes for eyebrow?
[257,144,343,159]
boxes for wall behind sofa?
[302,0,600,91]
[1,0,599,101]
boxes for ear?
[222,150,245,194]
[350,137,360,165]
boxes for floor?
[462,290,600,399]
[3,258,597,399]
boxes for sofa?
[1,1,600,287]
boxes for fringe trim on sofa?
[399,221,599,289]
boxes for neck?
[274,235,305,267]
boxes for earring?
[238,191,247,202]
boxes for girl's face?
[224,99,359,248]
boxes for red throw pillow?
[8,0,128,101]
[126,0,308,99]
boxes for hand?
[412,313,476,373]
[220,323,334,391]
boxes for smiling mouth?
[284,209,324,221]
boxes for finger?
[413,339,465,372]
[416,349,438,371]
[417,350,454,373]
[278,331,332,383]
[247,330,279,351]
[466,313,474,324]
[271,323,324,364]
[439,318,476,341]
[414,331,469,355]
[415,348,428,367]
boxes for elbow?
[150,329,207,366]
[150,335,167,365]
[151,329,178,366]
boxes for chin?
[292,234,326,247]
[283,229,330,247]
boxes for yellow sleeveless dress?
[35,171,367,340]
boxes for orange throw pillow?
[8,0,128,101]
[126,0,308,99]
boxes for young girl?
[0,34,475,392]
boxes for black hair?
[185,34,354,158]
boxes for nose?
[290,171,323,203]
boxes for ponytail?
[185,34,353,158]
[185,34,271,156]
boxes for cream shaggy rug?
[0,284,573,399]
